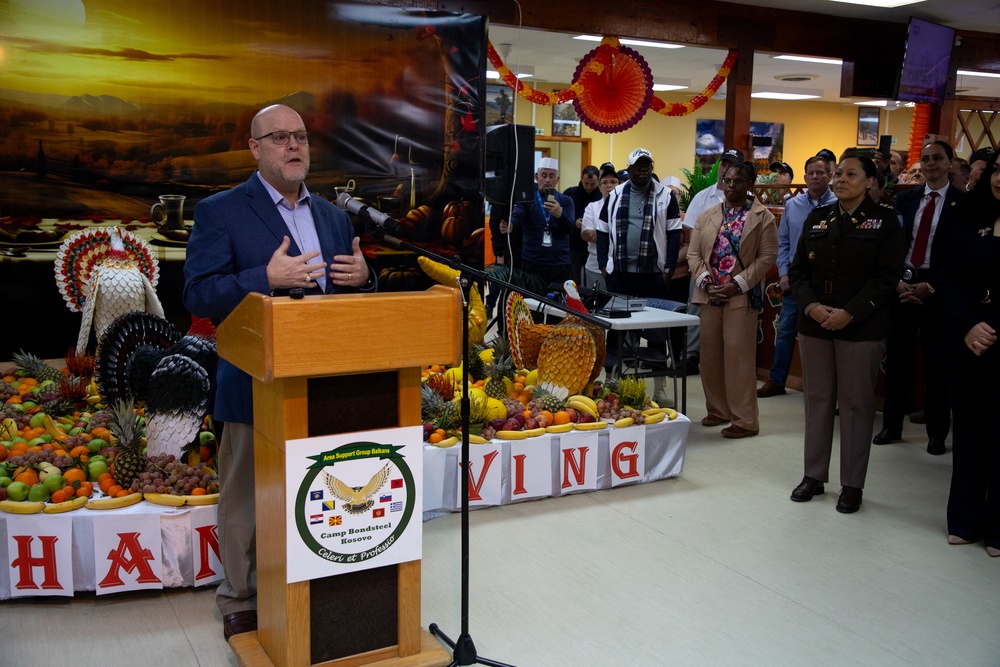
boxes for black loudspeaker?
[485,124,535,205]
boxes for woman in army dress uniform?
[787,155,905,513]
[939,149,1000,557]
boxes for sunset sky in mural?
[0,0,438,105]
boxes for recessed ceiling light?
[486,70,533,80]
[829,0,924,7]
[573,35,684,49]
[773,55,843,65]
[751,92,820,100]
[957,69,1000,79]
[652,84,688,91]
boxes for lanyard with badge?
[535,189,553,247]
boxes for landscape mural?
[0,1,487,267]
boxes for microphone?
[336,192,399,234]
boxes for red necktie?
[909,191,938,269]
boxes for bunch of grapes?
[502,397,525,419]
[0,406,30,429]
[617,406,646,425]
[5,450,73,470]
[480,424,497,441]
[136,452,217,495]
[597,396,623,420]
[0,381,17,403]
[90,410,111,430]
[63,434,90,452]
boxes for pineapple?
[532,385,566,413]
[536,324,597,399]
[485,337,514,400]
[468,343,488,382]
[421,382,446,423]
[12,350,63,384]
[109,399,146,489]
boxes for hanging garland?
[486,37,738,132]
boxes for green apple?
[87,438,107,453]
[87,459,109,482]
[6,481,29,501]
[39,433,53,443]
[29,412,47,429]
[27,484,50,502]
[0,476,13,488]
[43,474,66,495]
[28,437,47,447]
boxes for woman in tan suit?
[688,161,778,438]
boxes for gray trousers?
[799,334,884,489]
[215,421,257,615]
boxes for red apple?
[564,407,578,422]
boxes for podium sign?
[287,427,422,583]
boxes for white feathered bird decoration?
[55,226,163,354]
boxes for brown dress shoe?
[757,380,786,398]
[790,476,825,502]
[701,415,730,427]
[836,486,863,514]
[223,610,258,641]
[721,425,758,439]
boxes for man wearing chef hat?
[498,157,576,287]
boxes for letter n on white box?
[459,443,503,507]
[610,425,646,487]
[559,432,598,494]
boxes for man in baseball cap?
[769,161,794,183]
[968,146,995,191]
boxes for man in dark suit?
[874,140,962,455]
[183,104,376,640]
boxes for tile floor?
[2,380,998,667]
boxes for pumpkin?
[441,215,471,246]
[399,205,437,241]
[378,264,426,292]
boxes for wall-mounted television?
[896,17,956,104]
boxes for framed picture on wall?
[552,102,582,137]
[486,84,514,125]
[857,107,880,146]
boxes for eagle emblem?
[323,463,392,515]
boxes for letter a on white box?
[94,513,163,595]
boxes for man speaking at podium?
[183,104,376,641]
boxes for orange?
[428,432,444,444]
[8,443,28,457]
[99,478,114,494]
[107,484,123,497]
[190,488,207,496]
[76,485,91,498]
[0,443,7,462]
[553,411,571,425]
[540,410,554,424]
[5,395,21,404]
[69,445,90,459]
[13,466,39,487]
[63,468,87,485]
[115,489,131,498]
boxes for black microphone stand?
[360,218,607,667]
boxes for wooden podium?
[217,286,459,667]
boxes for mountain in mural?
[61,94,142,114]
[271,91,318,114]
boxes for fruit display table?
[0,501,220,600]
[422,416,690,519]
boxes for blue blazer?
[183,172,371,424]
[894,183,963,289]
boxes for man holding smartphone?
[498,157,575,287]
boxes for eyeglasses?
[722,178,748,187]
[254,130,309,146]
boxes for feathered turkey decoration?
[96,312,217,459]
[55,226,163,354]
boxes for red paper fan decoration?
[572,44,654,134]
